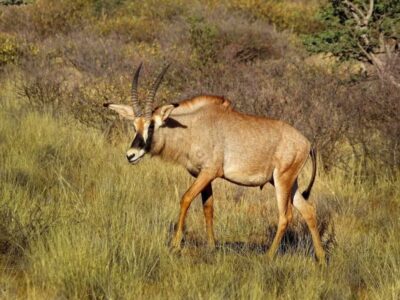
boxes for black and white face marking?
[126,118,155,164]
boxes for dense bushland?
[1,0,398,175]
[0,0,399,298]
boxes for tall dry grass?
[0,84,399,299]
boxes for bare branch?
[351,11,362,26]
[358,42,400,89]
[343,0,366,20]
[366,0,374,22]
[386,74,400,89]
[383,37,392,60]
[357,42,374,63]
[378,32,386,53]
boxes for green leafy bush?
[303,0,400,61]
[0,0,32,5]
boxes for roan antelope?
[104,63,326,262]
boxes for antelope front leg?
[171,172,214,251]
[201,183,216,249]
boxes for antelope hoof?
[169,237,183,253]
[316,254,327,267]
[207,244,216,251]
[170,246,182,256]
[206,240,216,251]
[169,242,182,255]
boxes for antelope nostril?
[127,153,135,161]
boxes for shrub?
[0,0,32,5]
[0,33,21,67]
[96,16,159,43]
[27,0,91,38]
[228,0,321,33]
[122,0,186,21]
[19,54,68,114]
[188,16,220,66]
[0,204,54,265]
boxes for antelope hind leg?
[292,186,326,264]
[267,171,294,259]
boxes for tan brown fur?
[172,95,232,115]
[105,80,325,263]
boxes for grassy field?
[0,1,399,298]
[0,88,399,299]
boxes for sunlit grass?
[0,95,399,299]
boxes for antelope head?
[104,63,174,164]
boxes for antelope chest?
[184,147,207,176]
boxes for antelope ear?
[154,104,176,127]
[159,104,175,121]
[103,103,136,120]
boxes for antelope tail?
[302,147,317,200]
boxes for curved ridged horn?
[131,62,143,117]
[144,63,170,119]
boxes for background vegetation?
[0,0,399,299]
